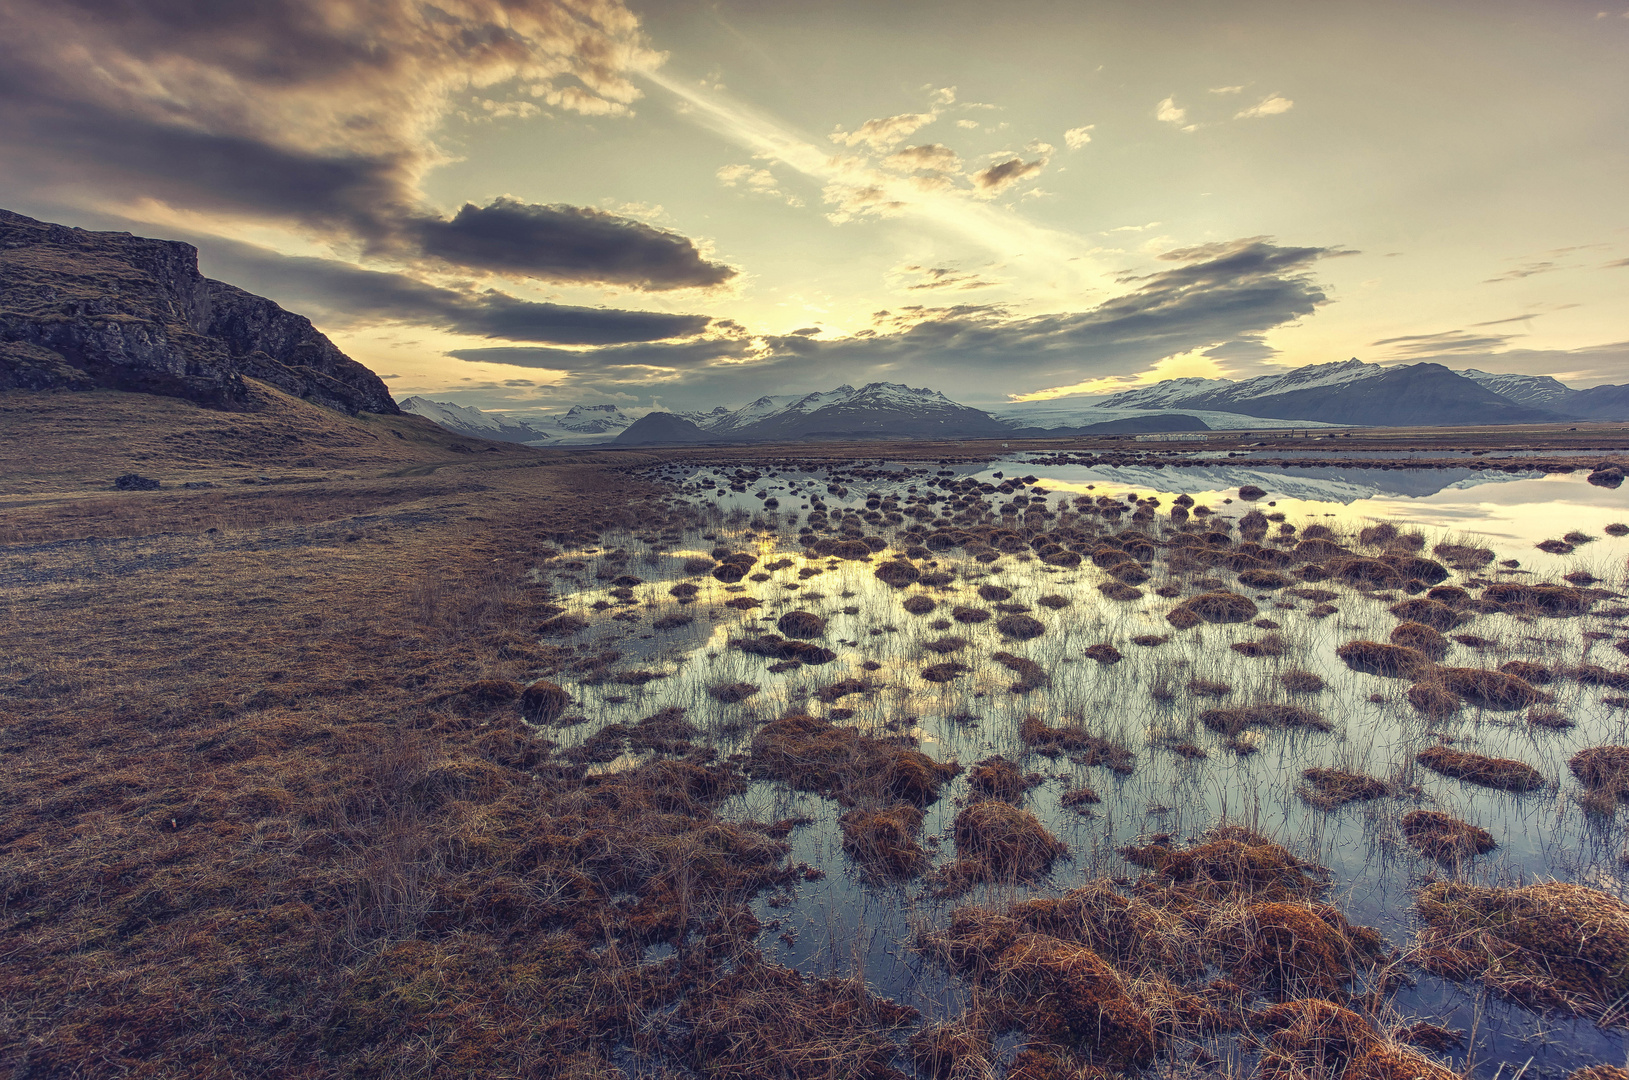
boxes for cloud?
[956,119,981,130]
[1209,85,1246,95]
[409,198,734,289]
[830,111,937,151]
[930,86,957,106]
[197,238,713,345]
[1063,125,1095,149]
[972,157,1047,195]
[1608,258,1629,269]
[1483,259,1560,283]
[1235,94,1294,119]
[1370,330,1516,356]
[821,184,907,224]
[895,265,1000,291]
[440,237,1341,409]
[1403,341,1629,385]
[1156,97,1192,129]
[0,0,726,289]
[882,144,963,174]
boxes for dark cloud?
[972,157,1046,193]
[0,0,732,291]
[199,240,711,345]
[447,237,1342,408]
[411,199,734,290]
[449,339,757,373]
[1371,329,1515,355]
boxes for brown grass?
[1416,745,1544,791]
[1402,809,1497,863]
[1415,881,1629,1024]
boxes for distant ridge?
[1097,359,1566,426]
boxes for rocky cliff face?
[0,209,397,414]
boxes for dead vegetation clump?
[747,712,958,806]
[1337,640,1432,679]
[951,605,991,624]
[1389,621,1449,660]
[992,651,1050,692]
[1187,677,1233,698]
[1415,881,1629,1024]
[776,610,827,639]
[1569,745,1629,811]
[902,594,936,615]
[1406,680,1462,719]
[1298,768,1388,810]
[908,1019,992,1080]
[922,661,972,683]
[708,681,759,704]
[839,803,928,878]
[1037,594,1070,609]
[1170,590,1259,625]
[1200,704,1332,738]
[672,955,920,1079]
[968,755,1038,801]
[1432,541,1495,570]
[952,802,1068,880]
[923,635,969,654]
[1526,706,1574,730]
[1435,666,1549,710]
[1279,669,1325,693]
[1252,999,1458,1080]
[986,934,1157,1066]
[1209,900,1390,998]
[1499,659,1555,684]
[1388,598,1464,631]
[521,679,571,723]
[711,551,757,582]
[873,559,920,587]
[1132,633,1169,647]
[1416,744,1544,791]
[1083,643,1123,664]
[732,634,837,665]
[996,613,1046,640]
[1121,826,1329,906]
[977,583,1013,602]
[1100,581,1144,602]
[1019,715,1136,774]
[1231,634,1287,658]
[1401,810,1496,863]
[1480,582,1592,616]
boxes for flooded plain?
[529,456,1629,1078]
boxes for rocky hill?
[0,208,396,415]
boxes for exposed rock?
[1,208,397,415]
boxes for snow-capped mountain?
[398,396,555,444]
[1454,369,1577,410]
[1094,360,1560,426]
[555,403,635,434]
[398,398,637,445]
[991,401,1340,431]
[668,383,1008,442]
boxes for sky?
[2,0,1626,415]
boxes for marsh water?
[535,457,1629,1078]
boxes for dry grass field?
[5,386,1629,1078]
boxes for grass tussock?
[1298,768,1388,810]
[1401,809,1497,864]
[1415,881,1629,1025]
[1416,744,1544,791]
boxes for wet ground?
[533,456,1629,1077]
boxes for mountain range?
[409,360,1629,446]
[4,208,1624,445]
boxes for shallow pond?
[540,458,1629,1078]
